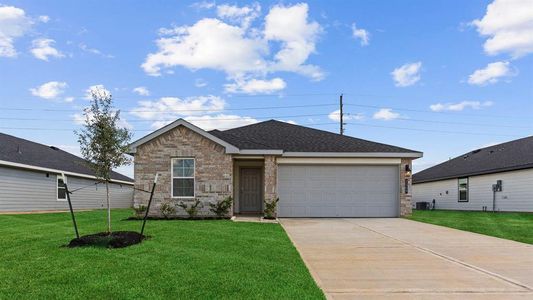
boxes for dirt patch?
[67,231,145,248]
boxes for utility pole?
[339,93,344,135]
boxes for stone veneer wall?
[264,155,278,212]
[133,125,233,217]
[400,158,413,217]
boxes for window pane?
[181,166,194,177]
[58,188,66,199]
[173,159,194,177]
[458,178,468,201]
[173,178,194,197]
[57,178,65,188]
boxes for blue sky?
[1,0,532,177]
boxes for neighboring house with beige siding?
[413,136,533,212]
[0,133,134,212]
[128,119,422,218]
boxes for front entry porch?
[233,159,264,214]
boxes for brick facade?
[133,124,415,218]
[134,125,233,217]
[400,158,413,217]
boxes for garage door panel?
[278,165,399,217]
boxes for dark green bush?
[178,199,202,218]
[209,196,233,217]
[264,198,279,219]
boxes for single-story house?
[129,119,422,218]
[412,136,533,212]
[0,132,134,212]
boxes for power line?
[0,113,330,123]
[345,103,532,120]
[384,117,533,129]
[0,122,340,132]
[0,103,337,113]
[346,122,522,137]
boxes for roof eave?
[0,159,134,185]
[282,152,423,158]
[413,163,533,184]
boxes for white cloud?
[142,3,323,93]
[130,94,259,130]
[195,78,208,87]
[79,43,114,58]
[130,95,225,125]
[85,84,111,100]
[0,5,32,57]
[133,86,150,96]
[30,81,67,100]
[391,62,422,87]
[224,77,286,94]
[38,15,50,23]
[183,114,258,131]
[468,61,515,85]
[73,111,132,129]
[216,3,260,29]
[30,38,64,61]
[471,0,533,58]
[190,1,215,9]
[429,101,494,112]
[351,23,369,46]
[142,18,267,76]
[373,108,400,121]
[264,3,323,80]
[328,110,364,122]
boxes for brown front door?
[239,168,263,213]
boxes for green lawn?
[0,209,323,299]
[409,210,533,244]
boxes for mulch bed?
[67,231,146,248]
[125,216,230,221]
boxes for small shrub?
[133,205,147,216]
[264,197,279,219]
[160,201,176,219]
[178,199,202,218]
[209,196,233,217]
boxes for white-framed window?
[171,158,195,198]
[458,177,468,202]
[57,175,67,201]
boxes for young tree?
[76,88,132,233]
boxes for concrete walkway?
[280,218,533,299]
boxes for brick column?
[400,158,413,217]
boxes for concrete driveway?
[280,218,533,299]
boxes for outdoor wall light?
[405,165,412,176]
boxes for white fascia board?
[282,152,423,158]
[0,160,134,185]
[238,149,284,155]
[277,157,401,165]
[128,119,240,155]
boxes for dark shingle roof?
[0,133,133,182]
[209,120,420,153]
[413,136,533,184]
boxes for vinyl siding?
[0,166,133,212]
[413,168,533,212]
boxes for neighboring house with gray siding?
[0,133,134,212]
[413,136,533,212]
[129,119,422,218]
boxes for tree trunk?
[106,180,111,233]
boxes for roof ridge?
[244,120,421,153]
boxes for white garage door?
[278,165,399,217]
